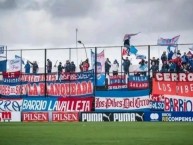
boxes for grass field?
[0,122,193,145]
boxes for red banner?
[3,71,21,78]
[57,97,93,112]
[22,112,48,122]
[152,78,193,96]
[154,73,193,82]
[52,112,79,122]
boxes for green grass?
[0,122,193,145]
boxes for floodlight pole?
[78,40,88,59]
[76,28,78,66]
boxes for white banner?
[95,96,150,110]
[164,95,193,112]
[8,58,22,72]
[0,99,23,111]
[0,112,21,122]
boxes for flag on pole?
[136,54,146,59]
[130,45,138,55]
[157,35,180,46]
[123,32,140,41]
[15,55,25,64]
[91,50,105,86]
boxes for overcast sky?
[1,0,193,68]
[1,0,193,48]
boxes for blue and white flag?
[91,50,105,86]
[130,45,138,55]
[157,35,180,46]
[15,55,25,64]
[0,45,4,54]
[136,54,146,59]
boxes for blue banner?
[61,69,94,81]
[150,101,164,111]
[145,112,193,122]
[22,97,57,111]
[95,89,150,97]
[128,75,149,90]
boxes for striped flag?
[157,35,180,46]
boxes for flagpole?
[76,28,78,67]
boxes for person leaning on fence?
[47,59,52,73]
[169,53,182,72]
[150,57,159,66]
[70,61,76,72]
[105,58,111,76]
[29,61,39,74]
[149,61,159,76]
[122,56,130,75]
[112,59,119,76]
[161,51,167,64]
[24,61,31,73]
[57,62,64,80]
[64,60,71,72]
[160,61,169,72]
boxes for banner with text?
[52,112,79,122]
[95,96,150,111]
[0,99,22,112]
[81,112,144,122]
[108,75,128,90]
[0,80,94,97]
[0,70,94,97]
[145,112,193,122]
[22,112,49,122]
[22,97,93,112]
[128,75,149,90]
[152,73,193,96]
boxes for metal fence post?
[148,45,151,94]
[45,49,47,97]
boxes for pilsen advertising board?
[95,96,150,111]
[0,70,94,97]
[22,112,49,122]
[22,97,93,112]
[80,112,144,122]
[52,112,79,122]
[152,73,193,96]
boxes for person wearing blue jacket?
[24,61,30,73]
